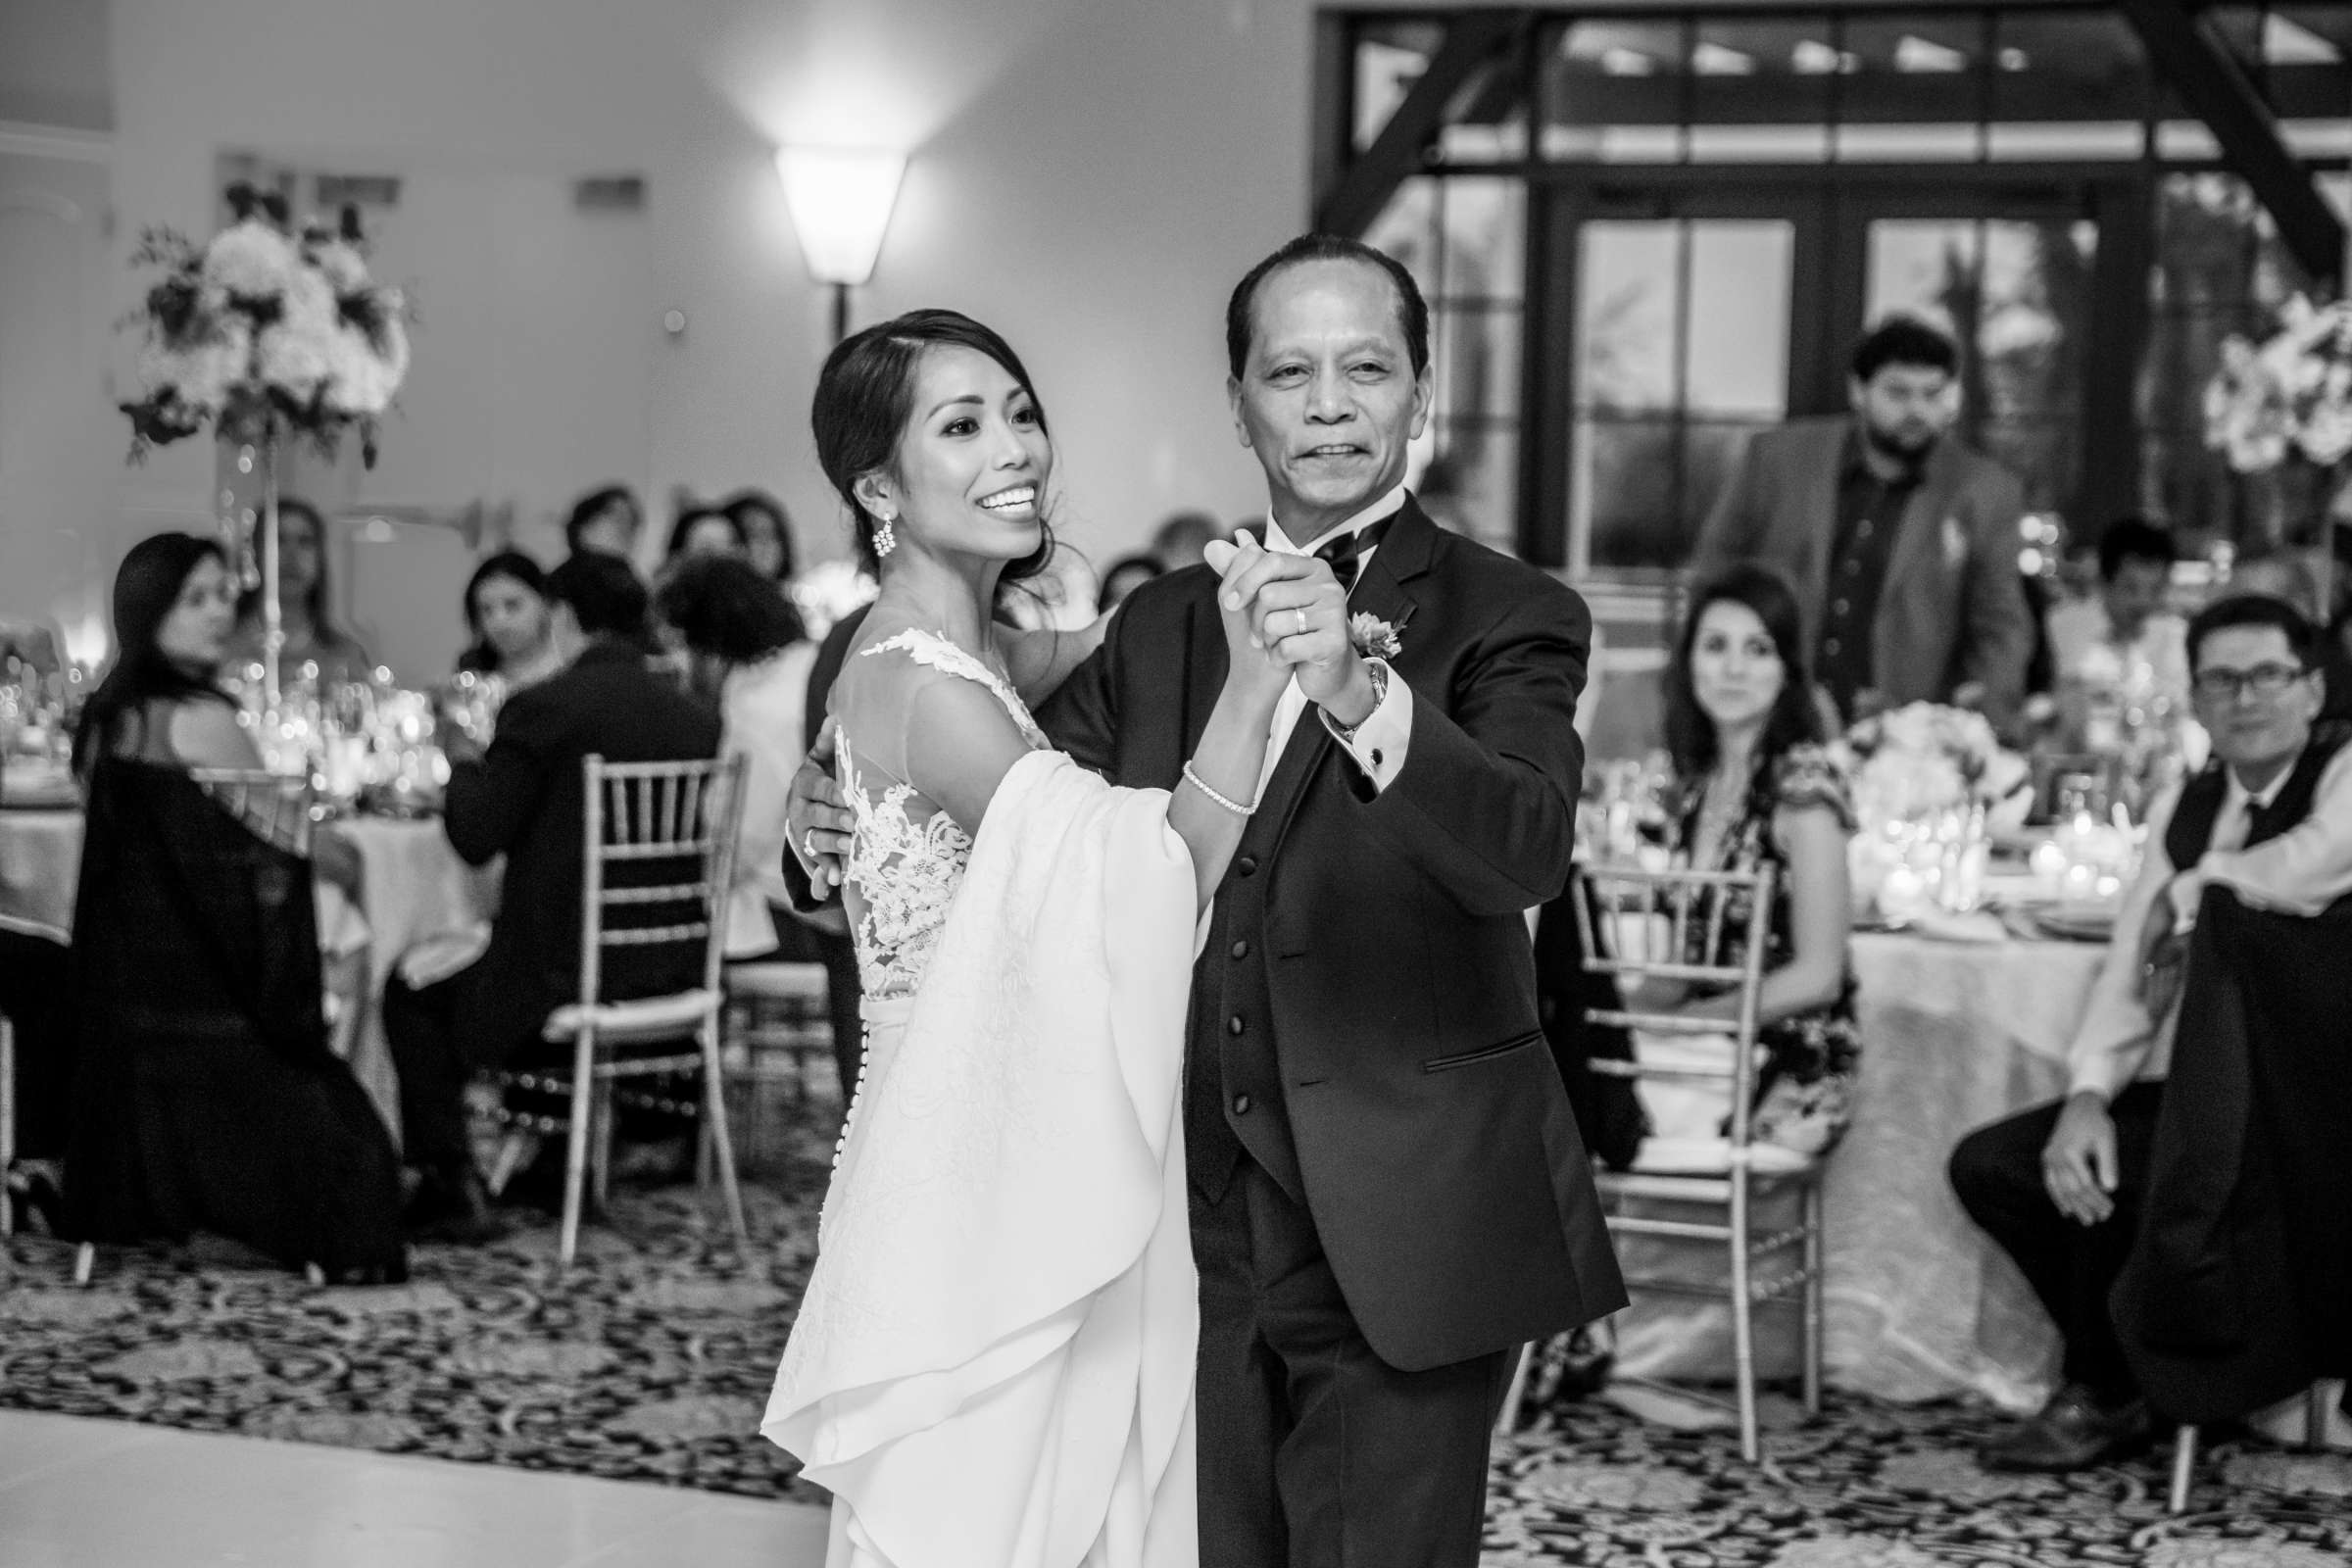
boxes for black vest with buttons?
[1185,750,1312,1206]
[2163,722,2350,872]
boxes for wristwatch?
[1330,658,1390,744]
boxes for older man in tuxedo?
[788,235,1623,1567]
[1692,317,2034,730]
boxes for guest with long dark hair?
[652,554,812,957]
[564,484,643,563]
[665,505,747,563]
[455,551,564,688]
[226,498,374,686]
[1648,564,1861,1155]
[66,533,405,1281]
[722,489,796,582]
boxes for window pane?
[1683,420,1776,544]
[1542,18,1687,160]
[1439,178,1525,304]
[1992,11,2148,122]
[1836,14,1989,124]
[1690,16,1835,125]
[1577,416,1682,569]
[1424,426,1517,555]
[1362,177,1441,307]
[1685,222,1794,416]
[1352,23,1445,153]
[1435,306,1522,426]
[1575,221,1681,413]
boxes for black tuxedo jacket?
[1038,499,1626,1370]
[442,637,722,1060]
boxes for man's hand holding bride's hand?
[1206,534,1296,709]
[1213,542,1371,725]
[786,718,855,892]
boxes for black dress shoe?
[1980,1384,2153,1472]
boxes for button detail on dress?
[1229,940,1249,959]
[1228,1014,1245,1036]
[1232,1094,1251,1115]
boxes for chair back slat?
[1574,860,1778,1144]
[575,755,746,1012]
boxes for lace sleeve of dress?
[1772,743,1858,834]
[862,629,1051,752]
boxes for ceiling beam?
[1313,10,1532,238]
[2118,0,2344,287]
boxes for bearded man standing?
[1692,316,2033,731]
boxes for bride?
[761,309,1289,1568]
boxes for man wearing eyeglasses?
[1948,593,2352,1472]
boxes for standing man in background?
[1693,317,2033,732]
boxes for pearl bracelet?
[1181,760,1257,817]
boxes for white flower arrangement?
[2204,295,2352,473]
[1834,702,2031,829]
[788,558,880,640]
[121,183,409,466]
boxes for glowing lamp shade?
[775,147,906,287]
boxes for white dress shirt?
[2065,738,2352,1102]
[1255,484,1415,800]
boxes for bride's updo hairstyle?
[811,308,1056,583]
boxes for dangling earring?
[873,513,897,559]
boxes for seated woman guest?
[1644,564,1861,1157]
[665,504,747,564]
[65,533,404,1281]
[225,498,374,687]
[722,489,796,583]
[653,553,816,956]
[455,551,565,689]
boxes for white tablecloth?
[1614,929,2107,1409]
[0,809,491,1139]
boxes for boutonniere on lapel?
[1939,515,1969,569]
[1348,612,1402,661]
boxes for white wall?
[0,0,1324,672]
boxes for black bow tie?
[1312,514,1395,593]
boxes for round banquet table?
[0,807,492,1140]
[1611,928,2108,1410]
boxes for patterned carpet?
[4,1123,2348,1565]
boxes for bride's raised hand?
[1207,532,1290,708]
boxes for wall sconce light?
[775,146,906,343]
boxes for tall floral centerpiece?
[2203,295,2352,548]
[1835,703,2031,918]
[119,183,410,713]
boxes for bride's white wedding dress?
[762,631,1200,1568]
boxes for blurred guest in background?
[723,489,797,583]
[653,553,815,957]
[455,551,565,689]
[665,504,748,564]
[1642,564,1860,1156]
[383,553,719,1233]
[66,533,402,1280]
[1694,318,2033,731]
[1148,508,1220,569]
[1950,595,2352,1472]
[1,929,72,1232]
[1097,553,1162,611]
[226,498,373,686]
[2047,519,2190,728]
[564,484,644,563]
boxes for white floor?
[0,1410,832,1567]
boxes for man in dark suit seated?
[1948,595,2352,1470]
[384,553,720,1236]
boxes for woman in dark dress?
[66,533,405,1281]
[1646,563,1861,1155]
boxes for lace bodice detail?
[840,629,1051,1002]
